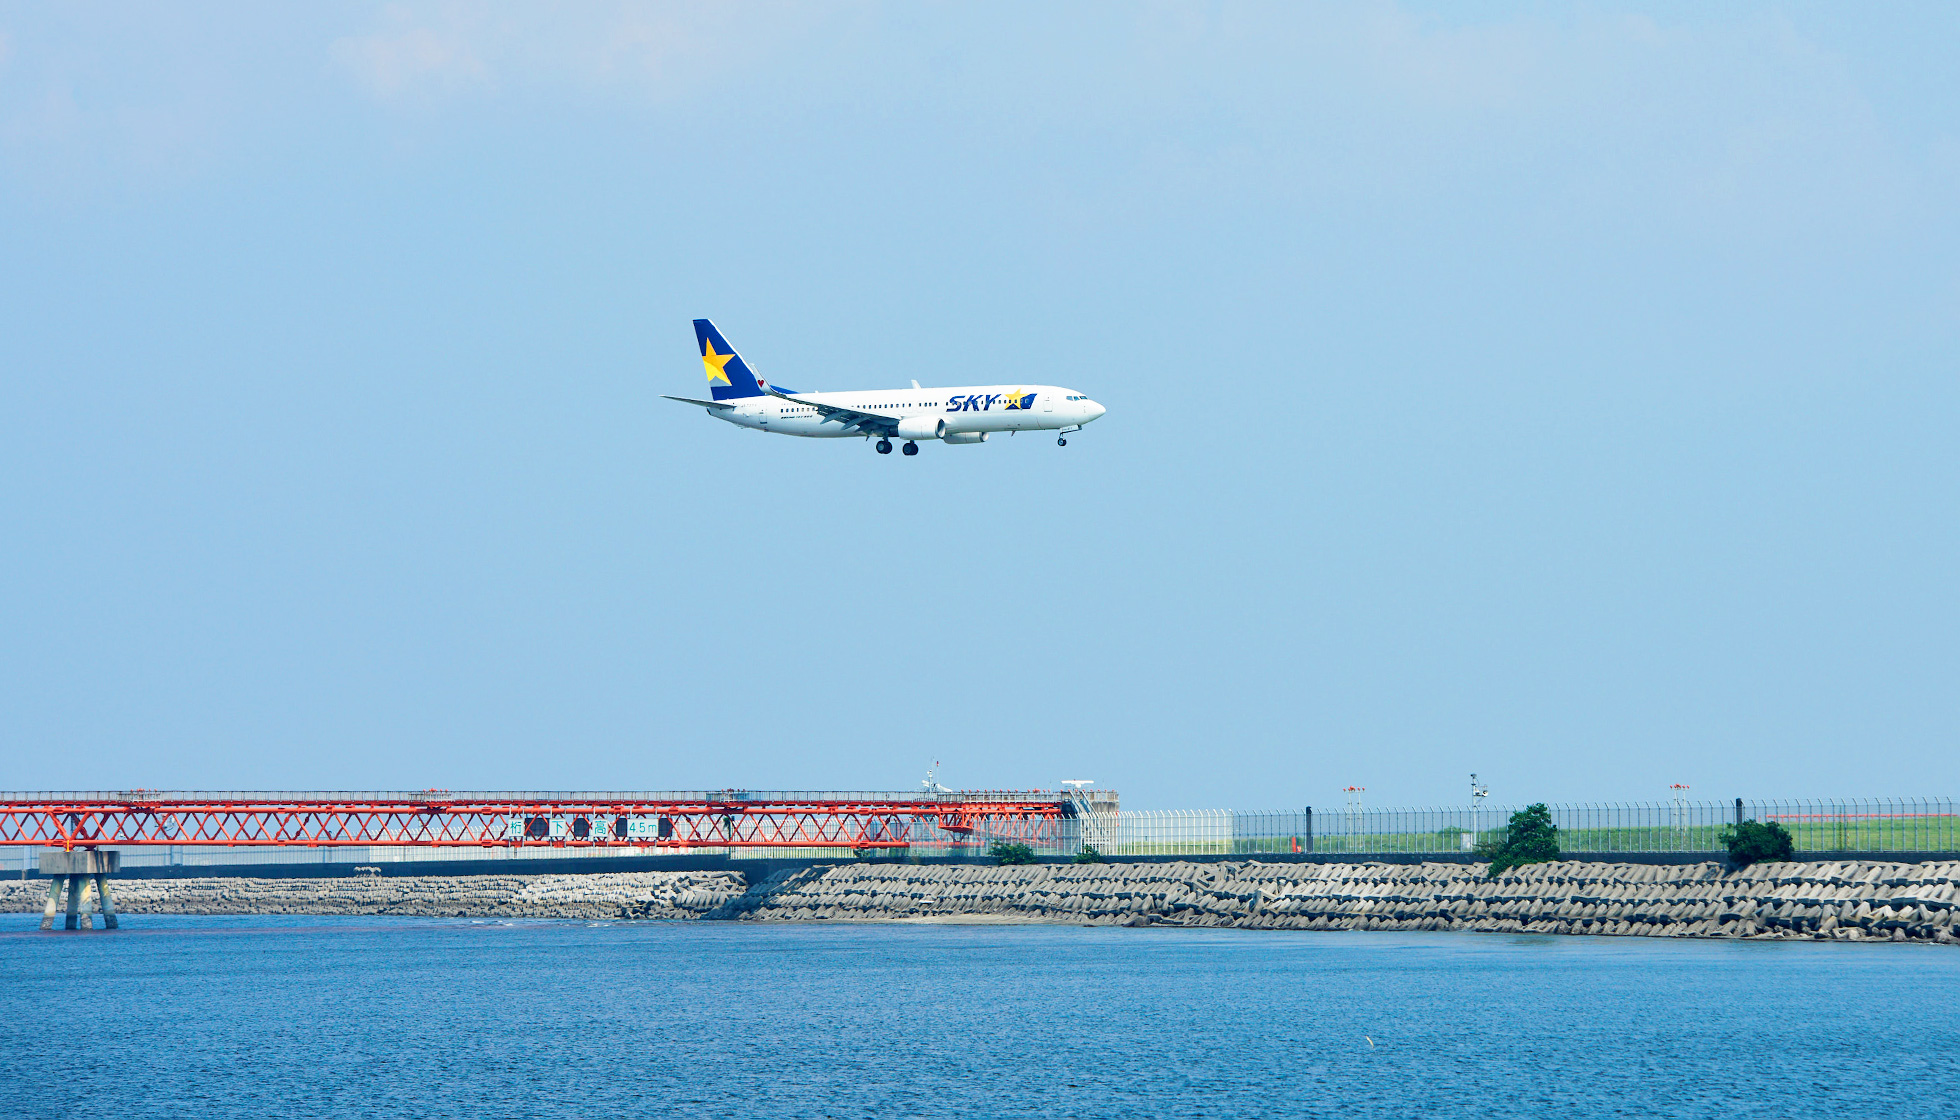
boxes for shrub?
[990,841,1037,865]
[1073,845,1104,864]
[1720,820,1794,868]
[1486,803,1560,878]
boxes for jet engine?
[896,416,946,441]
[942,432,988,445]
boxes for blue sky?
[2,3,1956,809]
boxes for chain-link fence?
[1081,798,1960,858]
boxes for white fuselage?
[717,385,1105,439]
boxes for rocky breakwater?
[8,860,1956,941]
[715,859,1960,943]
[0,870,744,921]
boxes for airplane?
[663,319,1106,456]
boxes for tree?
[1072,844,1104,864]
[1485,803,1560,878]
[990,841,1036,865]
[1720,819,1794,868]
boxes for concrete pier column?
[39,876,63,931]
[38,849,121,932]
[94,874,120,929]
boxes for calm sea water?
[3,914,1956,1118]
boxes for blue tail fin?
[695,319,767,401]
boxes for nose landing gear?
[1057,423,1082,447]
[902,441,919,456]
[875,439,893,454]
[1057,437,1067,446]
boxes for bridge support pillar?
[39,877,61,931]
[65,875,85,930]
[96,873,120,929]
[36,850,120,932]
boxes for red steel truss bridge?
[0,790,1075,851]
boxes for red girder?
[0,795,1069,851]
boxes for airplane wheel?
[902,442,919,456]
[876,439,892,454]
[1057,437,1068,447]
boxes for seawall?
[0,870,746,921]
[718,860,1960,943]
[8,860,1958,943]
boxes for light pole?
[1469,774,1488,852]
[1670,783,1690,851]
[1343,786,1365,853]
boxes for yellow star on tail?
[701,339,734,384]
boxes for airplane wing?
[662,394,738,410]
[764,386,899,437]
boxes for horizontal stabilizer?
[662,394,737,410]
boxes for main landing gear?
[902,441,919,456]
[876,439,893,454]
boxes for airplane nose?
[1085,400,1106,421]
